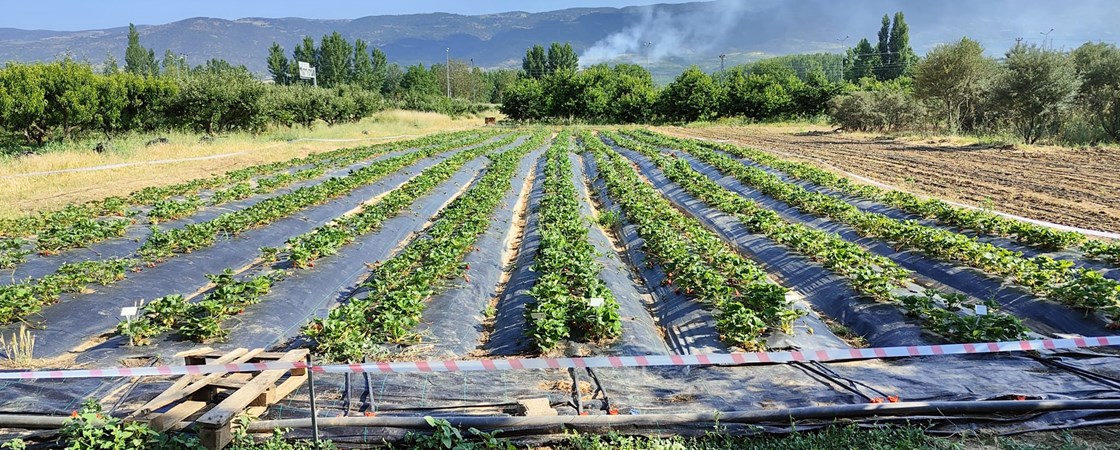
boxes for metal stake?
[306,353,320,445]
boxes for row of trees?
[0,28,395,145]
[264,34,520,108]
[500,42,844,123]
[831,40,1120,145]
[844,12,917,82]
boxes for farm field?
[662,125,1120,234]
[0,126,1119,444]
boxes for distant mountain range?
[1,0,1117,81]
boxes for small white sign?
[530,312,545,320]
[974,304,988,316]
[120,306,139,317]
[588,297,605,307]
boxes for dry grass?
[0,109,489,218]
[0,325,35,367]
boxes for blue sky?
[3,0,691,30]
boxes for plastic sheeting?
[76,154,498,366]
[0,146,423,284]
[417,147,546,358]
[1,142,504,360]
[568,152,669,356]
[660,146,1115,338]
[713,145,1120,280]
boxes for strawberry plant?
[526,133,621,351]
[0,239,31,269]
[147,196,203,224]
[623,130,1120,322]
[580,132,800,350]
[634,130,1117,265]
[305,132,548,362]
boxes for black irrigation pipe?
[240,399,1120,432]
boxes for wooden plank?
[196,349,308,450]
[134,348,257,417]
[149,400,207,432]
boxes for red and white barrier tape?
[3,336,1118,380]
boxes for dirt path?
[659,126,1120,234]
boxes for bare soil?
[660,126,1120,234]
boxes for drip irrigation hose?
[793,361,889,402]
[586,368,610,412]
[568,367,583,413]
[363,356,375,414]
[238,399,1120,433]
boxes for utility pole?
[446,47,451,98]
[1040,28,1054,50]
[469,58,475,102]
[719,54,726,73]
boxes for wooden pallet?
[130,347,308,450]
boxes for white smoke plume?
[579,1,755,66]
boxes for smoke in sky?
[579,1,754,65]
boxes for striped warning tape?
[2,336,1117,380]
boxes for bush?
[828,89,925,132]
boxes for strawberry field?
[0,128,1118,441]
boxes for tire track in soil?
[665,127,1120,233]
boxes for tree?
[161,49,189,79]
[885,12,916,79]
[291,36,318,85]
[499,77,546,121]
[845,38,879,81]
[267,42,289,85]
[351,39,377,90]
[42,59,101,141]
[400,64,439,96]
[318,32,353,88]
[991,43,1080,144]
[547,42,579,74]
[124,23,157,76]
[523,45,547,79]
[1071,42,1120,141]
[167,70,267,134]
[0,63,49,143]
[102,53,120,76]
[913,37,995,133]
[875,14,891,80]
[371,48,389,93]
[656,66,719,122]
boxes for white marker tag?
[120,306,139,317]
[589,297,605,307]
[974,305,988,316]
[530,313,545,320]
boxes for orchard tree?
[499,77,546,121]
[992,43,1080,144]
[657,66,719,122]
[0,63,49,143]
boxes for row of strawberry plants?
[624,131,1120,320]
[580,131,801,350]
[116,134,524,346]
[0,131,493,263]
[526,133,622,351]
[117,269,278,344]
[138,133,498,261]
[608,131,1027,341]
[305,132,548,362]
[0,134,496,326]
[0,258,134,323]
[635,130,1120,262]
[284,134,523,268]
